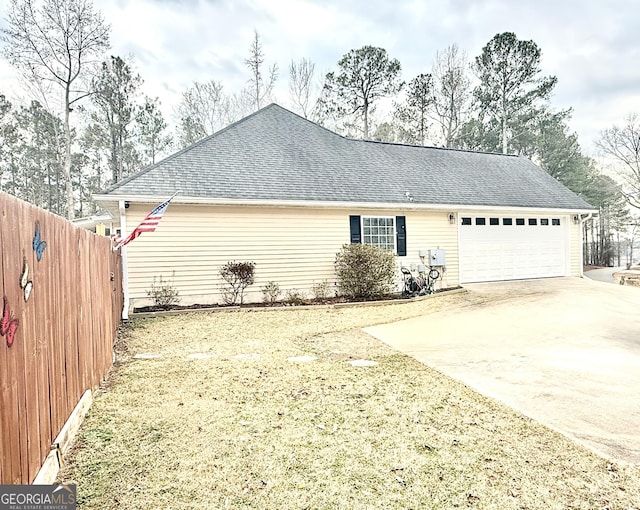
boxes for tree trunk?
[447,89,455,147]
[502,112,508,154]
[47,163,52,211]
[64,84,74,219]
[363,100,369,139]
[590,220,595,265]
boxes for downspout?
[579,212,594,278]
[118,200,129,320]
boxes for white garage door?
[459,214,569,283]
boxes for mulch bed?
[133,288,461,314]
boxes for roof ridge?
[357,137,520,157]
[269,105,518,158]
[268,103,354,141]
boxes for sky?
[0,0,639,156]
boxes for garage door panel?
[459,216,568,283]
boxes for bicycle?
[401,266,440,297]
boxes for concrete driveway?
[364,277,640,465]
[584,266,623,283]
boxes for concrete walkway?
[364,277,640,466]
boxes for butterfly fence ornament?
[1,296,19,347]
[20,256,33,302]
[33,220,47,262]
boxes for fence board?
[1,193,26,484]
[0,193,11,482]
[0,192,122,484]
[19,203,41,482]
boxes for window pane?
[552,218,561,226]
[541,218,549,226]
[461,217,471,225]
[516,218,525,225]
[475,217,486,225]
[362,216,395,250]
[490,218,499,225]
[528,218,537,226]
[503,218,513,225]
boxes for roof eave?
[93,193,597,215]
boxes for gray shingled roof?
[101,104,594,210]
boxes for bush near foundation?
[219,261,255,305]
[335,244,396,300]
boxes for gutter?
[118,200,129,320]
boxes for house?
[72,213,114,236]
[94,104,595,316]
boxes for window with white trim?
[362,217,395,251]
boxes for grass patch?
[61,293,640,508]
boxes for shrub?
[311,279,331,300]
[285,289,307,306]
[219,261,256,305]
[146,272,180,309]
[262,281,281,305]
[335,243,397,300]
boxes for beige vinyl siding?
[569,218,583,277]
[402,210,459,290]
[124,204,460,308]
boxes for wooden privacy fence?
[0,192,123,484]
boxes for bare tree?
[288,58,316,118]
[431,44,470,148]
[219,88,254,125]
[597,113,640,209]
[245,30,278,110]
[2,0,110,219]
[175,80,225,147]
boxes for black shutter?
[349,215,361,243]
[396,216,406,256]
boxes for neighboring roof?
[72,214,113,229]
[99,104,594,211]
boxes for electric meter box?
[429,249,446,266]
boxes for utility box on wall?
[429,249,446,266]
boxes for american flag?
[113,193,177,249]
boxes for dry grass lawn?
[61,292,640,509]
